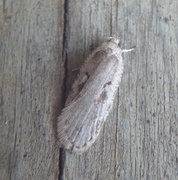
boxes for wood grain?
[0,0,64,179]
[0,0,177,180]
[60,0,178,180]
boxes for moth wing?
[66,49,113,104]
[58,100,104,152]
[58,52,123,152]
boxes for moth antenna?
[121,47,135,53]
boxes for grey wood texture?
[0,0,177,180]
[0,0,64,179]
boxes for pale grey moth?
[58,36,134,153]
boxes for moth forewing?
[58,36,134,153]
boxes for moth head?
[106,36,120,46]
[106,36,135,53]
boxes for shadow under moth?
[58,36,134,153]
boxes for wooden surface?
[0,0,177,180]
[0,0,64,179]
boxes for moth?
[58,36,134,153]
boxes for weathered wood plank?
[59,0,178,180]
[0,0,65,179]
[1,0,177,179]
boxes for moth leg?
[72,67,80,72]
[122,47,135,53]
[77,72,90,92]
[66,72,90,104]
